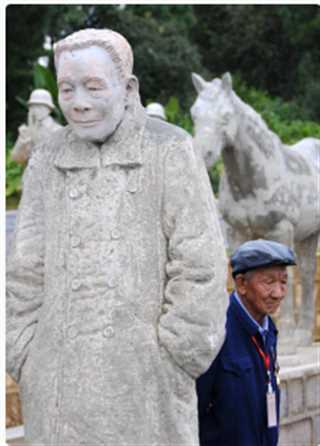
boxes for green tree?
[192,5,320,120]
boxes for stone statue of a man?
[11,89,62,164]
[6,28,228,446]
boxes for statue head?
[27,89,55,123]
[54,28,138,143]
[145,103,167,121]
[190,72,237,169]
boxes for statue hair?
[53,28,133,81]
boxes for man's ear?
[234,274,247,296]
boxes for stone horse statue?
[191,72,320,347]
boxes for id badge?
[266,391,277,428]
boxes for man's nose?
[271,282,286,299]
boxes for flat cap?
[230,239,296,277]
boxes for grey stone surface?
[191,71,320,349]
[288,378,304,415]
[279,381,288,419]
[6,29,228,446]
[279,344,320,446]
[279,419,313,446]
[306,374,320,410]
[6,211,17,255]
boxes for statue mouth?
[72,120,101,127]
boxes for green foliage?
[33,63,57,99]
[6,134,24,208]
[164,96,193,135]
[33,63,65,124]
[208,160,224,195]
[192,5,320,120]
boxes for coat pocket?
[222,356,253,377]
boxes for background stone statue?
[191,71,320,349]
[145,102,167,120]
[6,29,228,446]
[11,89,62,164]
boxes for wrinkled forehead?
[57,46,111,70]
[57,46,122,84]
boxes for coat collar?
[54,99,146,170]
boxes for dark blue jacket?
[197,292,280,446]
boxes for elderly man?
[6,28,228,445]
[11,89,61,164]
[197,239,296,446]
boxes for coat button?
[67,326,78,339]
[107,278,117,289]
[69,188,79,199]
[71,279,81,290]
[70,236,81,248]
[111,228,121,240]
[103,326,114,339]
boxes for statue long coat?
[6,101,228,446]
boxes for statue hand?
[18,124,31,140]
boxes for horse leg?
[293,232,319,346]
[264,220,296,353]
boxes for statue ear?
[191,72,209,94]
[125,75,139,107]
[126,75,139,95]
[222,72,233,92]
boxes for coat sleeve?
[6,149,45,382]
[158,134,228,378]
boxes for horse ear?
[222,72,233,92]
[191,73,208,94]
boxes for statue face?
[57,45,128,143]
[28,104,50,125]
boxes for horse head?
[190,72,238,169]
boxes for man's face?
[235,265,288,324]
[57,45,128,143]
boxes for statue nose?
[72,91,92,113]
[73,102,92,113]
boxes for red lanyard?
[251,335,270,372]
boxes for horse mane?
[230,89,283,159]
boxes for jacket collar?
[54,99,146,170]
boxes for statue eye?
[59,83,73,94]
[86,80,106,93]
[88,86,100,92]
